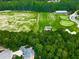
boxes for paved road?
[69,12,79,28]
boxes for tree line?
[0,0,78,12]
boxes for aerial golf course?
[0,10,79,59]
[0,11,78,32]
[0,0,79,59]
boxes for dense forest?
[0,0,78,12]
[1,30,79,59]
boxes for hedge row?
[0,1,79,12]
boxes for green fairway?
[0,11,78,33]
[38,12,79,32]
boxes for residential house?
[48,0,60,2]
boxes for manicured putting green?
[60,20,74,26]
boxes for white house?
[55,11,68,14]
[0,49,13,59]
[48,0,60,2]
[44,26,52,31]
